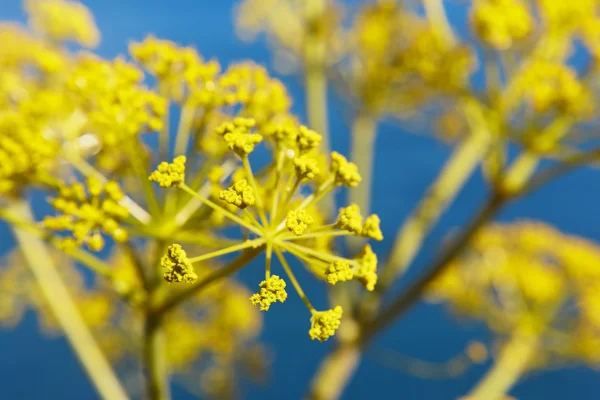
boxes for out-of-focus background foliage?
[0,0,599,398]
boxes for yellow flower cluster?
[309,305,343,342]
[149,155,187,188]
[330,152,362,187]
[43,178,129,251]
[538,0,596,35]
[130,36,220,102]
[216,117,263,156]
[0,111,59,195]
[293,156,321,181]
[0,24,66,73]
[336,204,383,241]
[220,63,291,124]
[25,0,100,47]
[235,0,345,70]
[161,244,198,283]
[510,60,591,117]
[286,209,314,236]
[68,55,167,148]
[471,0,534,49]
[249,275,288,311]
[325,260,353,285]
[429,222,600,366]
[219,179,256,209]
[353,244,378,291]
[151,113,382,341]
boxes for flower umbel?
[150,116,382,341]
[219,179,255,209]
[149,156,187,188]
[325,260,353,286]
[161,244,198,284]
[249,275,288,311]
[309,306,343,342]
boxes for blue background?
[0,0,599,399]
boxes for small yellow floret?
[309,306,343,342]
[286,210,314,236]
[262,117,299,147]
[219,179,255,209]
[149,156,186,188]
[293,156,320,180]
[326,260,353,285]
[161,244,198,284]
[471,0,533,50]
[354,244,378,291]
[362,214,383,241]
[330,151,361,187]
[297,126,322,153]
[337,204,363,234]
[250,275,288,311]
[216,117,263,156]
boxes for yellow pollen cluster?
[250,275,288,311]
[285,210,315,236]
[309,306,343,342]
[336,205,383,240]
[362,214,384,241]
[296,126,322,153]
[293,156,320,181]
[161,244,198,284]
[471,0,534,50]
[216,117,263,156]
[262,117,299,148]
[70,56,166,139]
[149,156,187,188]
[130,36,220,102]
[43,179,129,251]
[325,260,353,285]
[330,151,362,187]
[337,204,363,234]
[354,244,378,291]
[219,63,291,124]
[0,112,58,194]
[516,61,590,116]
[219,179,255,209]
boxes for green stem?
[362,193,504,344]
[173,159,236,226]
[144,313,170,400]
[423,0,456,45]
[165,104,197,216]
[143,239,170,400]
[304,0,333,217]
[307,344,361,400]
[188,239,265,263]
[347,112,377,251]
[179,183,263,235]
[379,130,491,288]
[467,334,538,400]
[131,139,161,218]
[159,100,170,165]
[8,201,128,400]
[274,248,315,312]
[173,103,196,157]
[307,193,504,400]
